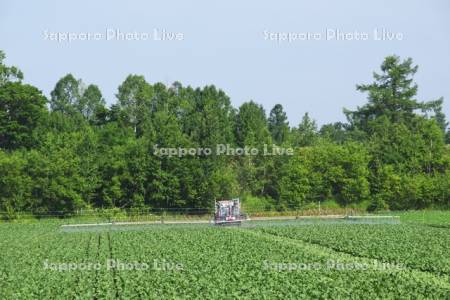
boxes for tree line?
[0,50,449,217]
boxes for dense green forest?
[0,50,449,216]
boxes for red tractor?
[213,198,247,226]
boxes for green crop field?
[1,213,450,299]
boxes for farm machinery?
[213,198,248,226]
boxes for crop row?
[256,224,450,276]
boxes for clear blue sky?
[1,0,449,126]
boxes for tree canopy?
[0,50,449,216]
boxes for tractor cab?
[214,198,246,225]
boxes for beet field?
[1,213,450,299]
